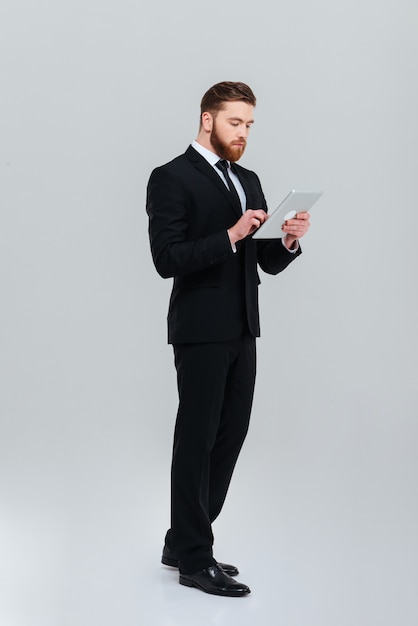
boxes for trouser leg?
[208,332,256,522]
[169,334,256,574]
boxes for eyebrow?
[227,117,255,124]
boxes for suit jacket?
[146,145,301,344]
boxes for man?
[146,81,310,597]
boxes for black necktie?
[215,159,242,211]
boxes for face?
[208,101,254,162]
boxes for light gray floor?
[2,389,417,626]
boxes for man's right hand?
[227,209,268,245]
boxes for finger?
[251,209,268,222]
[285,218,310,229]
[283,222,309,235]
[248,220,260,234]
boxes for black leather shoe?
[179,565,250,597]
[161,545,239,577]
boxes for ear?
[201,111,213,132]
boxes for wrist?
[284,235,297,250]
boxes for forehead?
[218,100,255,123]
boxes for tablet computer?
[252,189,323,239]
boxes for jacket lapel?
[185,145,243,218]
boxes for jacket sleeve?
[256,238,302,275]
[146,166,234,279]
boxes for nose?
[238,124,249,138]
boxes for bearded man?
[146,81,310,597]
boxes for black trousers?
[165,331,256,574]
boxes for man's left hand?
[282,211,310,249]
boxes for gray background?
[1,1,417,624]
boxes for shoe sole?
[179,576,250,597]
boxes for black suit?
[147,145,301,573]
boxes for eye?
[230,122,239,127]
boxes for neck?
[195,130,216,154]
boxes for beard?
[210,122,246,162]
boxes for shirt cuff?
[227,230,237,253]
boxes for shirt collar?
[192,140,228,168]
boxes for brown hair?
[200,81,256,124]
